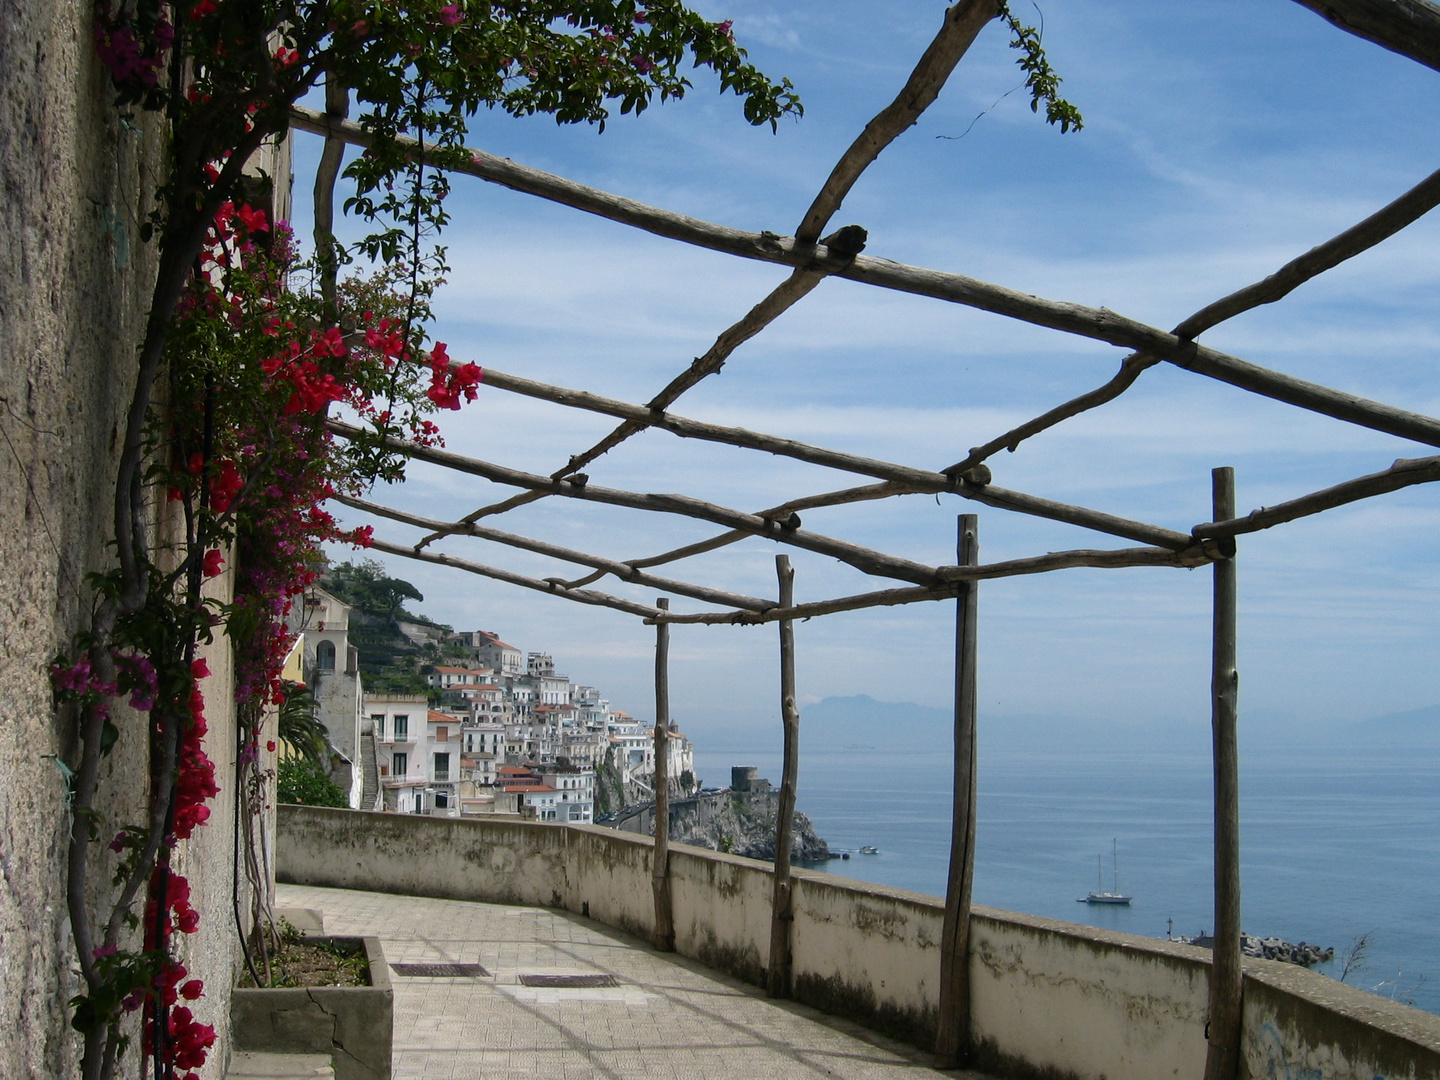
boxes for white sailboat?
[1078,838,1132,905]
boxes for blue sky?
[304,1,1440,746]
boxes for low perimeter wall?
[278,806,1440,1080]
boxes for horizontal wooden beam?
[478,366,1195,550]
[338,494,775,611]
[652,544,1216,625]
[292,106,1440,449]
[327,420,946,585]
[1193,455,1440,539]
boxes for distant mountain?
[1344,705,1440,748]
[800,695,1208,755]
[802,694,950,750]
[795,695,1440,755]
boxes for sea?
[692,742,1440,1016]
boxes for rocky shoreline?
[674,797,831,862]
[1178,932,1334,967]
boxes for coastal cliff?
[673,792,831,862]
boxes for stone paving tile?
[277,883,992,1080]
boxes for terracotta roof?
[428,710,458,723]
[477,632,520,650]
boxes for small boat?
[1078,839,1132,905]
[859,845,880,855]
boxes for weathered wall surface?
[0,2,260,1075]
[279,806,1440,1080]
[0,2,159,1075]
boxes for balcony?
[277,807,1440,1080]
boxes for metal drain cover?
[518,973,618,988]
[391,962,491,978]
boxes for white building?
[538,764,594,824]
[367,693,429,813]
[448,630,523,677]
[426,665,493,691]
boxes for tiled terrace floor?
[276,883,992,1080]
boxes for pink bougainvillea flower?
[438,4,463,25]
[235,203,269,234]
[202,549,225,577]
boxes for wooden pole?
[935,514,980,1068]
[767,555,801,998]
[1203,468,1242,1080]
[652,598,675,953]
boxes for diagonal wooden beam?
[476,366,1195,550]
[1288,0,1440,74]
[550,0,999,480]
[328,420,946,584]
[621,483,916,573]
[947,161,1440,474]
[651,544,1215,625]
[796,0,1001,243]
[368,538,666,620]
[1192,455,1440,539]
[336,494,775,611]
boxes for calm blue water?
[693,745,1440,1015]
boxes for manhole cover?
[518,973,618,988]
[390,963,491,978]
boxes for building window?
[434,752,450,782]
[370,713,385,740]
[394,715,408,741]
[393,752,408,776]
[316,640,336,670]
[436,726,448,743]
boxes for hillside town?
[289,582,697,823]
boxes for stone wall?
[278,806,1440,1080]
[0,3,269,1075]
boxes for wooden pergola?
[292,4,1440,1076]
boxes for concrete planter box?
[231,935,392,1080]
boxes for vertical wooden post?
[936,514,979,1068]
[767,554,800,998]
[1203,467,1242,1080]
[651,598,675,953]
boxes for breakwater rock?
[1180,932,1334,967]
[609,768,831,862]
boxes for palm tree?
[278,681,330,766]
